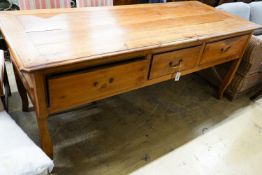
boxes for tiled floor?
[6,61,262,175]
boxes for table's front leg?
[36,112,53,158]
[32,71,53,158]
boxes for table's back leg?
[3,67,11,111]
[218,58,242,99]
[4,64,11,97]
[12,64,29,112]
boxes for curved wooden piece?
[12,64,29,112]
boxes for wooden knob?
[169,59,182,68]
[109,78,114,83]
[93,81,99,87]
[221,46,231,53]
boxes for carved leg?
[218,58,242,99]
[36,116,53,158]
[12,64,29,112]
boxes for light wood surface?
[48,59,148,113]
[0,2,260,158]
[0,1,259,72]
[150,46,202,79]
[200,35,250,65]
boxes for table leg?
[33,72,54,158]
[36,115,53,158]
[12,64,29,112]
[218,58,242,99]
[4,64,11,97]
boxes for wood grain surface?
[48,59,148,112]
[200,35,250,65]
[150,46,202,79]
[0,1,260,72]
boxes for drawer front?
[48,59,148,112]
[149,46,202,79]
[200,35,250,65]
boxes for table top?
[0,1,260,72]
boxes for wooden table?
[0,2,260,158]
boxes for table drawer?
[149,46,202,79]
[48,59,148,112]
[200,35,250,65]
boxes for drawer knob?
[169,59,183,68]
[109,77,114,83]
[221,46,231,53]
[93,81,99,87]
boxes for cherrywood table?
[0,2,260,158]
